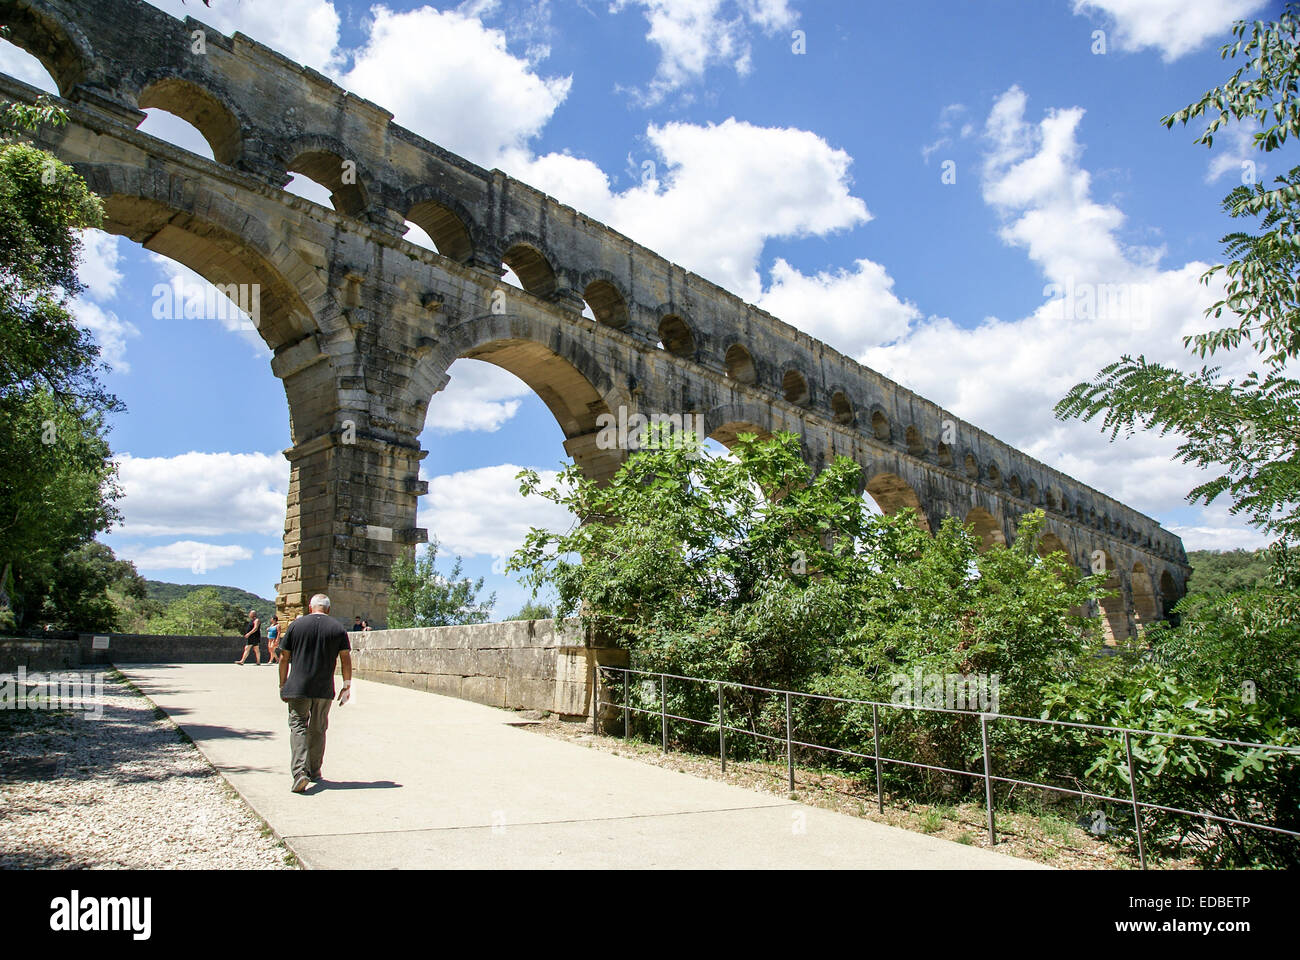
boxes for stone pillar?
[562,431,627,486]
[277,432,427,626]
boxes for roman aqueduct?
[0,0,1191,638]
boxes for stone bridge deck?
[119,663,1043,870]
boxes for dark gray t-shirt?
[279,613,350,700]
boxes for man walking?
[277,594,352,793]
[236,609,262,665]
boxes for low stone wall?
[346,619,628,717]
[78,633,257,665]
[0,633,256,670]
[0,637,81,672]
[2,622,629,720]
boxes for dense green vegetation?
[0,87,127,633]
[143,581,275,619]
[1186,548,1274,596]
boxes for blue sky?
[0,0,1288,616]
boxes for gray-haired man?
[277,593,352,793]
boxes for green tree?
[0,100,122,629]
[507,600,554,621]
[143,587,246,636]
[387,538,495,628]
[1056,4,1300,542]
[1185,548,1276,597]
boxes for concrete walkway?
[118,664,1045,870]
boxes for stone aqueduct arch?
[0,0,1191,633]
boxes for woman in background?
[267,615,281,663]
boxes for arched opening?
[965,508,1006,552]
[284,150,368,217]
[964,453,978,480]
[871,411,890,442]
[905,425,924,457]
[1008,475,1022,498]
[78,185,330,624]
[1131,562,1158,629]
[723,344,757,384]
[986,463,1001,488]
[1093,550,1128,644]
[709,420,773,450]
[782,369,810,405]
[418,353,596,624]
[137,77,242,165]
[1159,570,1181,617]
[1026,480,1038,503]
[0,34,61,94]
[1037,532,1068,559]
[830,390,854,425]
[406,199,474,263]
[866,473,930,531]
[0,9,87,95]
[937,442,953,468]
[583,279,629,329]
[658,314,696,357]
[101,193,312,353]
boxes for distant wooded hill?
[144,581,276,617]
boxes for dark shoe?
[291,775,310,793]
[308,771,322,782]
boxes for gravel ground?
[0,668,295,870]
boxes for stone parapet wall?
[346,619,627,717]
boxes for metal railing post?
[981,713,996,846]
[718,682,726,773]
[591,663,599,735]
[660,674,668,752]
[1124,730,1147,870]
[623,671,629,740]
[872,703,884,814]
[786,692,795,793]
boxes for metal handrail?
[592,664,1300,868]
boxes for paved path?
[118,664,1045,870]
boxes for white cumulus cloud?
[418,464,575,567]
[612,0,799,105]
[112,452,289,538]
[1072,0,1266,61]
[118,540,253,572]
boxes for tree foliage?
[1057,4,1300,541]
[0,93,125,629]
[387,538,495,629]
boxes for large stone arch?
[430,312,629,484]
[75,162,336,359]
[1131,561,1159,630]
[703,402,776,449]
[866,472,930,531]
[1093,550,1129,643]
[965,507,1007,552]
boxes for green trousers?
[286,697,332,782]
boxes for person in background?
[361,619,372,632]
[266,615,281,664]
[236,608,262,665]
[352,616,363,634]
[278,593,352,793]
